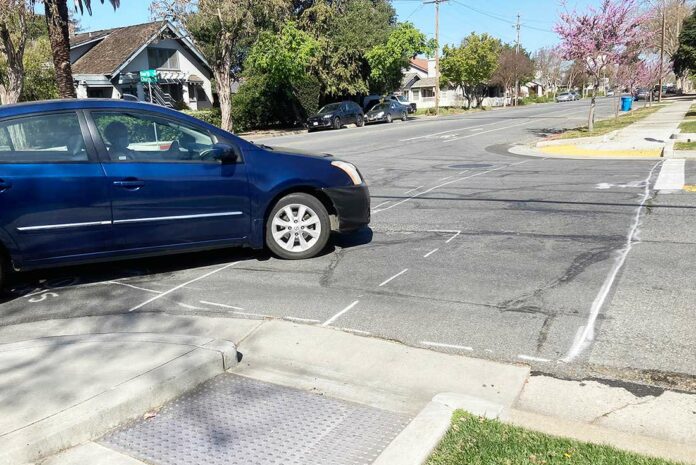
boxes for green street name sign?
[139,69,158,83]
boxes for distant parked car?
[307,101,364,131]
[606,90,615,97]
[570,90,581,100]
[387,95,416,114]
[634,88,650,101]
[556,92,574,102]
[365,102,407,124]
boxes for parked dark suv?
[307,101,365,131]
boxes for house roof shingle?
[72,22,164,75]
[409,58,428,73]
[411,76,439,89]
[401,72,419,90]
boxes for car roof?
[0,99,185,120]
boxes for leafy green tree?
[673,10,696,77]
[366,22,433,94]
[21,35,58,101]
[152,0,290,131]
[0,0,33,104]
[440,32,501,108]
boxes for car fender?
[0,226,22,268]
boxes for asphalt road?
[3,98,695,391]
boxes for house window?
[421,88,435,98]
[148,48,179,70]
[412,89,420,100]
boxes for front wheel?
[332,117,342,130]
[356,115,365,127]
[386,113,393,123]
[401,112,408,121]
[266,193,331,260]
[0,253,7,295]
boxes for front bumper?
[366,114,387,123]
[322,184,371,232]
[307,118,333,129]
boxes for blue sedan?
[0,100,370,290]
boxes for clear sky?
[73,0,600,53]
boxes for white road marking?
[200,300,245,311]
[562,162,662,362]
[404,185,424,195]
[423,248,439,258]
[470,127,485,132]
[446,119,544,142]
[284,316,321,323]
[428,229,461,243]
[176,302,208,310]
[378,268,409,287]
[372,200,392,210]
[106,280,162,294]
[126,261,240,312]
[322,300,360,326]
[338,327,371,336]
[421,341,474,351]
[653,159,685,191]
[372,160,532,214]
[438,175,455,181]
[518,354,551,363]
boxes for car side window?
[0,112,88,163]
[91,111,217,163]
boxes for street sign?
[139,69,158,84]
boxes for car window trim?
[83,108,244,165]
[0,110,98,164]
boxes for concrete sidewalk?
[515,99,694,159]
[3,315,695,465]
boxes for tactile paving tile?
[101,374,410,465]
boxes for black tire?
[356,114,365,127]
[386,113,393,123]
[265,193,331,260]
[401,111,408,121]
[0,252,7,295]
[307,127,315,133]
[332,116,341,130]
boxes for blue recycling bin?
[621,95,633,112]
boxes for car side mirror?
[211,143,239,163]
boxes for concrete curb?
[0,335,237,465]
[39,442,148,465]
[374,393,696,465]
[536,130,619,147]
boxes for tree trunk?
[0,65,23,104]
[44,0,76,98]
[214,67,233,132]
[0,24,25,104]
[588,85,597,132]
[614,91,619,120]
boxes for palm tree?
[43,0,120,98]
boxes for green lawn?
[426,411,683,465]
[675,141,696,151]
[678,120,696,133]
[554,105,662,140]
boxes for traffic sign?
[139,69,158,83]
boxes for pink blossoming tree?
[555,0,647,130]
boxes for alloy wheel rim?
[271,204,322,252]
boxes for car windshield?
[559,93,569,96]
[371,103,389,111]
[318,103,340,113]
[396,96,408,103]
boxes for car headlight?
[323,114,332,119]
[331,161,363,185]
[377,112,384,117]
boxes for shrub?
[183,109,222,128]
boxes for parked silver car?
[556,92,574,102]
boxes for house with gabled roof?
[70,21,214,110]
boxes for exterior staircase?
[146,83,175,108]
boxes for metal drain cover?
[101,374,410,465]
[449,163,493,169]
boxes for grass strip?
[426,411,683,465]
[553,105,661,140]
[675,141,696,151]
[678,120,696,133]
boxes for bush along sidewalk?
[426,411,683,465]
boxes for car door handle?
[113,178,145,190]
[0,179,12,192]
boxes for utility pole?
[514,13,521,106]
[425,0,447,116]
[659,0,666,102]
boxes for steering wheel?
[197,147,217,161]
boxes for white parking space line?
[373,201,392,209]
[106,280,162,294]
[200,300,245,311]
[404,186,424,195]
[518,354,551,363]
[421,341,474,351]
[437,175,455,181]
[284,316,321,323]
[654,159,684,191]
[126,261,240,312]
[423,248,439,258]
[562,162,662,362]
[378,268,409,287]
[199,300,272,319]
[322,300,360,327]
[338,327,371,336]
[428,229,461,243]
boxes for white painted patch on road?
[654,159,685,191]
[284,316,321,323]
[200,300,245,311]
[562,162,662,362]
[128,262,239,312]
[423,248,439,258]
[176,302,207,311]
[338,327,371,336]
[421,341,474,351]
[322,300,360,326]
[428,229,461,243]
[372,200,391,209]
[106,280,162,294]
[378,268,409,287]
[518,354,551,363]
[438,175,455,181]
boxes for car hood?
[257,144,333,159]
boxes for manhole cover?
[449,163,493,169]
